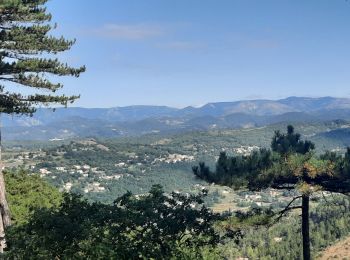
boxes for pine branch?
[0,1,51,24]
[0,0,84,114]
[272,196,302,224]
[0,26,75,54]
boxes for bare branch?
[269,196,302,225]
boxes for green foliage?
[194,125,350,259]
[193,149,274,190]
[4,169,62,225]
[0,0,85,115]
[6,184,221,259]
[271,125,315,156]
[194,125,350,194]
[218,196,350,259]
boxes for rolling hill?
[3,96,350,141]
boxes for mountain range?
[3,96,350,141]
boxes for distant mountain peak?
[3,96,350,141]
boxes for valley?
[4,98,350,259]
[4,97,350,141]
[2,0,350,257]
[4,120,350,208]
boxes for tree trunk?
[0,116,11,253]
[302,194,310,260]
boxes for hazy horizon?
[46,1,350,108]
[39,95,350,109]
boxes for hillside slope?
[3,96,350,141]
[318,236,350,259]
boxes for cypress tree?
[0,0,85,251]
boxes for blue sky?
[47,0,350,108]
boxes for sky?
[46,0,350,108]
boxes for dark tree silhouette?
[193,125,350,260]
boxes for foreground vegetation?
[2,169,350,259]
[219,196,350,259]
[194,125,350,259]
[5,170,222,259]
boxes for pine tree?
[0,0,85,251]
[194,125,350,260]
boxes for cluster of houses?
[39,164,102,178]
[83,182,106,193]
[38,164,126,193]
[233,145,260,156]
[241,189,283,207]
[153,153,195,164]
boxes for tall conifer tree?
[0,0,85,250]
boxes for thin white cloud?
[94,24,165,40]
